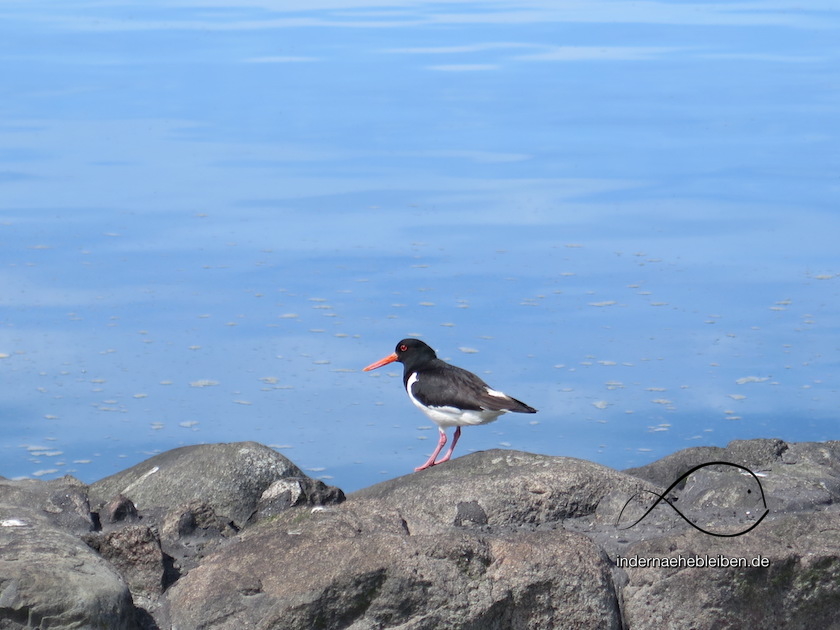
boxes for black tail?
[508,396,537,414]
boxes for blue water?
[2,1,838,492]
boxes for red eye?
[399,344,408,351]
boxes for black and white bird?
[363,338,537,471]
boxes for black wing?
[410,361,537,413]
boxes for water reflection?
[1,0,837,491]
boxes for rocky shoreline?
[1,439,839,629]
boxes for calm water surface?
[1,1,838,491]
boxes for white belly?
[406,372,506,428]
[414,402,505,428]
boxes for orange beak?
[363,352,398,371]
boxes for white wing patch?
[406,372,506,428]
[485,387,510,399]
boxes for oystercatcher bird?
[363,338,537,471]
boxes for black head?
[394,338,435,360]
[363,338,437,372]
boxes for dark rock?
[89,441,305,528]
[454,500,488,527]
[159,501,238,576]
[83,525,170,598]
[163,501,239,540]
[103,494,140,524]
[162,501,237,541]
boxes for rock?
[579,439,840,629]
[83,525,173,598]
[251,476,346,523]
[3,439,840,629]
[625,445,729,487]
[0,476,96,534]
[350,449,659,534]
[161,501,237,542]
[625,439,840,514]
[89,441,306,528]
[159,501,238,576]
[454,499,489,527]
[166,503,623,629]
[0,506,138,630]
[772,441,840,510]
[624,438,790,487]
[621,511,840,630]
[103,494,140,524]
[725,437,790,466]
[165,451,651,629]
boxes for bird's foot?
[415,455,456,471]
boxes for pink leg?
[415,428,447,472]
[433,426,461,465]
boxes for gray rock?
[251,476,346,524]
[773,441,840,510]
[166,503,623,630]
[159,501,238,577]
[161,501,237,542]
[165,450,653,629]
[0,506,138,630]
[4,439,840,629]
[621,511,840,630]
[626,438,840,514]
[89,441,306,528]
[0,476,96,534]
[351,449,659,534]
[624,438,789,487]
[725,437,790,466]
